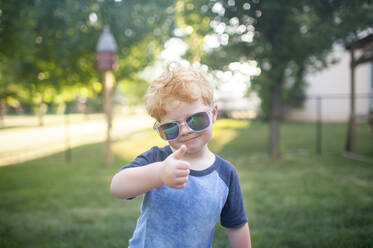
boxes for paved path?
[0,114,153,166]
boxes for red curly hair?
[145,62,214,121]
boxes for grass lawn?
[0,119,372,247]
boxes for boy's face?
[161,99,218,155]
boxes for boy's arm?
[226,223,251,248]
[110,162,164,199]
[110,145,190,199]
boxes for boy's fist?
[159,145,190,189]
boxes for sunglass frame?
[153,106,214,141]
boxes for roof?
[96,25,117,52]
[346,33,373,50]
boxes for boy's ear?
[212,104,218,123]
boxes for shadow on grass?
[0,125,30,130]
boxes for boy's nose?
[178,122,192,136]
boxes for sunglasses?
[153,106,214,141]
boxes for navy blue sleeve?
[119,146,172,171]
[218,159,248,228]
[117,146,172,200]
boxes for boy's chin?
[182,144,205,154]
[169,141,207,155]
[170,143,192,153]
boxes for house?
[287,44,373,122]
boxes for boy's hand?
[159,145,190,189]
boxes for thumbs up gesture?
[159,145,190,189]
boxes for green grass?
[0,120,372,247]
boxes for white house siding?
[287,45,372,122]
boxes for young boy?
[110,62,251,248]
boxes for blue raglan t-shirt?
[119,145,247,248]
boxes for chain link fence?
[286,93,373,158]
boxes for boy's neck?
[182,146,215,171]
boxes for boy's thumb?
[173,145,187,159]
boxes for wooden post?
[103,70,114,166]
[316,96,322,155]
[38,102,47,126]
[64,112,71,163]
[96,25,117,166]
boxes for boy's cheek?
[168,142,180,152]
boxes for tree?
[0,0,36,123]
[179,0,373,158]
[0,0,175,124]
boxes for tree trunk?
[0,99,6,128]
[345,49,356,153]
[268,80,283,159]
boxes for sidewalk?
[0,114,153,166]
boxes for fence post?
[316,96,322,155]
[64,112,72,163]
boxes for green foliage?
[0,0,175,108]
[178,0,373,118]
[175,0,213,62]
[244,0,372,118]
[118,78,148,106]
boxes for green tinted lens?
[186,112,210,131]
